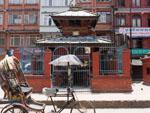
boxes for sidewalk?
[31,82,150,101]
[1,82,150,108]
[30,82,150,108]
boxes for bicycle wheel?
[2,105,28,113]
[70,101,96,113]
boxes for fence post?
[44,49,52,77]
[92,51,100,77]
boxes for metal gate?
[73,46,90,87]
[52,46,90,88]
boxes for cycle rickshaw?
[0,54,96,113]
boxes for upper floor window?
[10,35,39,47]
[132,15,141,27]
[116,15,125,26]
[132,0,140,7]
[25,0,39,4]
[0,14,3,25]
[9,14,22,24]
[10,35,23,47]
[24,13,38,24]
[96,0,111,2]
[118,0,125,7]
[25,35,39,46]
[97,12,111,23]
[9,0,23,4]
[42,0,68,6]
[0,37,4,46]
[0,0,4,5]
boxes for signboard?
[132,49,150,55]
[119,27,150,38]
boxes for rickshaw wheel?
[2,105,28,113]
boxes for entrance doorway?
[52,46,91,88]
[131,65,143,81]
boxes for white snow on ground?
[30,82,150,101]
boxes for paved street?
[1,82,150,112]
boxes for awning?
[131,59,143,66]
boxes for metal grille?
[20,47,44,75]
[52,46,69,87]
[100,47,123,75]
[52,46,90,88]
[73,46,90,87]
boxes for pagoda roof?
[53,10,97,17]
[36,36,111,47]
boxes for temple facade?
[37,9,132,92]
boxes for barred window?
[132,15,141,27]
[97,12,111,23]
[21,48,44,75]
[9,14,22,24]
[10,35,38,47]
[10,36,23,47]
[116,15,125,26]
[100,47,123,75]
[24,14,38,24]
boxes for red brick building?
[0,0,51,92]
[114,0,150,81]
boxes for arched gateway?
[52,46,90,87]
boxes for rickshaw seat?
[20,86,32,96]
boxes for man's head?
[7,49,14,56]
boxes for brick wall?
[91,49,132,92]
[14,49,51,92]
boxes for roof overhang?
[36,36,111,47]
